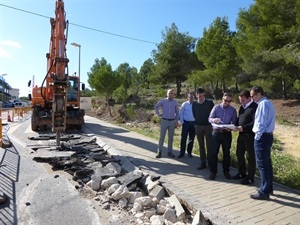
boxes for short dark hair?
[251,86,264,96]
[223,92,233,98]
[239,90,250,98]
[196,88,205,94]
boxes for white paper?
[212,123,237,131]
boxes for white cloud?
[0,47,11,58]
[0,40,22,48]
[0,40,22,58]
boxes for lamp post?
[1,74,7,106]
[71,43,81,80]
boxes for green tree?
[139,58,154,89]
[152,23,196,96]
[87,58,121,116]
[115,62,137,104]
[130,67,142,96]
[196,17,238,95]
[235,0,300,98]
[116,63,133,90]
[186,52,206,92]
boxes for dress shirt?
[154,98,179,121]
[209,103,237,125]
[180,101,195,124]
[243,100,253,109]
[252,97,276,140]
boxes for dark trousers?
[211,132,232,174]
[236,134,256,179]
[254,133,274,196]
[195,124,212,166]
[180,121,195,155]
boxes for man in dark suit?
[233,90,258,185]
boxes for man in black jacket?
[233,90,258,185]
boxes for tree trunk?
[210,81,214,93]
[105,96,113,117]
[108,106,112,117]
[235,75,239,92]
[282,76,287,100]
[176,79,181,97]
[214,81,219,99]
[222,76,226,93]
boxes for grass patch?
[276,116,297,126]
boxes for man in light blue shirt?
[178,92,195,158]
[250,86,276,200]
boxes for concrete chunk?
[168,194,186,221]
[121,159,140,173]
[192,210,209,225]
[148,185,165,201]
[117,171,143,186]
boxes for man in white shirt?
[178,92,196,158]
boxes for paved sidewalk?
[83,115,300,225]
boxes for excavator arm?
[30,0,85,147]
[48,0,69,145]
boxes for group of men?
[154,86,275,200]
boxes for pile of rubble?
[31,135,204,225]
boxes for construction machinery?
[29,0,85,146]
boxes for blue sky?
[0,0,253,97]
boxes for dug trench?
[27,133,208,225]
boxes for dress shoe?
[177,154,184,158]
[155,152,162,158]
[256,188,274,195]
[197,164,207,170]
[167,152,175,158]
[240,178,254,185]
[224,172,232,179]
[250,192,270,200]
[0,193,7,204]
[188,153,193,158]
[209,172,216,180]
[232,173,247,179]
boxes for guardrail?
[0,107,32,147]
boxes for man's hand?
[213,118,222,124]
[236,126,243,132]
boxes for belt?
[213,130,231,134]
[162,118,175,121]
[184,120,195,123]
[241,132,254,136]
[263,132,273,135]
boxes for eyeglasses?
[223,99,232,103]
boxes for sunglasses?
[223,99,232,103]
